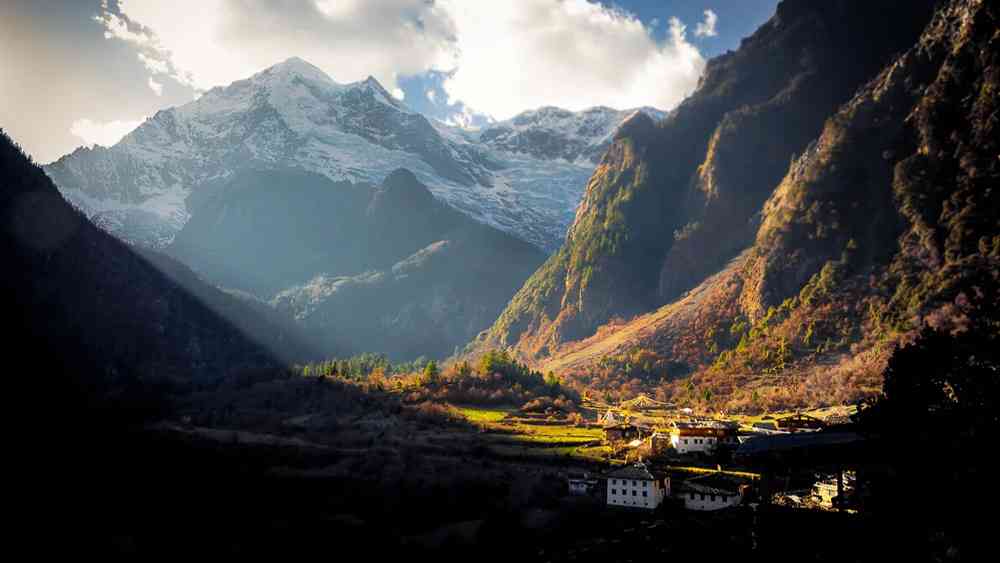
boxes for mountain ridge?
[44,59,665,252]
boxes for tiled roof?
[607,463,656,481]
[679,472,745,494]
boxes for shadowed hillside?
[1,128,320,416]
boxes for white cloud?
[138,53,169,74]
[695,9,718,38]
[70,117,144,147]
[100,0,454,93]
[95,5,153,46]
[148,77,163,96]
[439,1,706,119]
[95,0,708,120]
[94,2,175,75]
[427,89,437,103]
[391,87,405,100]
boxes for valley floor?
[47,407,926,561]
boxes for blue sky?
[605,0,778,58]
[1,1,781,162]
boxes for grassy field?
[451,405,611,463]
[453,405,512,424]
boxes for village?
[453,395,866,518]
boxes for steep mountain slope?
[481,0,998,413]
[171,167,545,359]
[272,170,545,360]
[476,0,939,361]
[168,169,371,296]
[0,128,318,399]
[43,57,661,252]
[273,232,544,361]
[743,0,999,325]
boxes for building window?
[710,494,716,502]
[632,480,637,486]
[643,491,648,497]
[722,495,728,502]
[611,489,616,495]
[700,494,705,501]
[611,479,616,485]
[632,490,637,496]
[689,492,694,499]
[643,481,648,487]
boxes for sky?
[0,0,778,164]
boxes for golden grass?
[452,404,608,461]
[452,404,513,424]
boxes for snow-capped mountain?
[44,57,662,252]
[478,105,668,162]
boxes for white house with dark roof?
[670,420,739,454]
[606,463,669,510]
[677,472,747,511]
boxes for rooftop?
[679,472,747,495]
[608,463,657,481]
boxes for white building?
[670,420,739,455]
[606,463,669,510]
[678,473,747,511]
[671,432,719,454]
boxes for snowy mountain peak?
[44,57,664,253]
[255,56,334,84]
[344,74,404,111]
[477,105,665,164]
